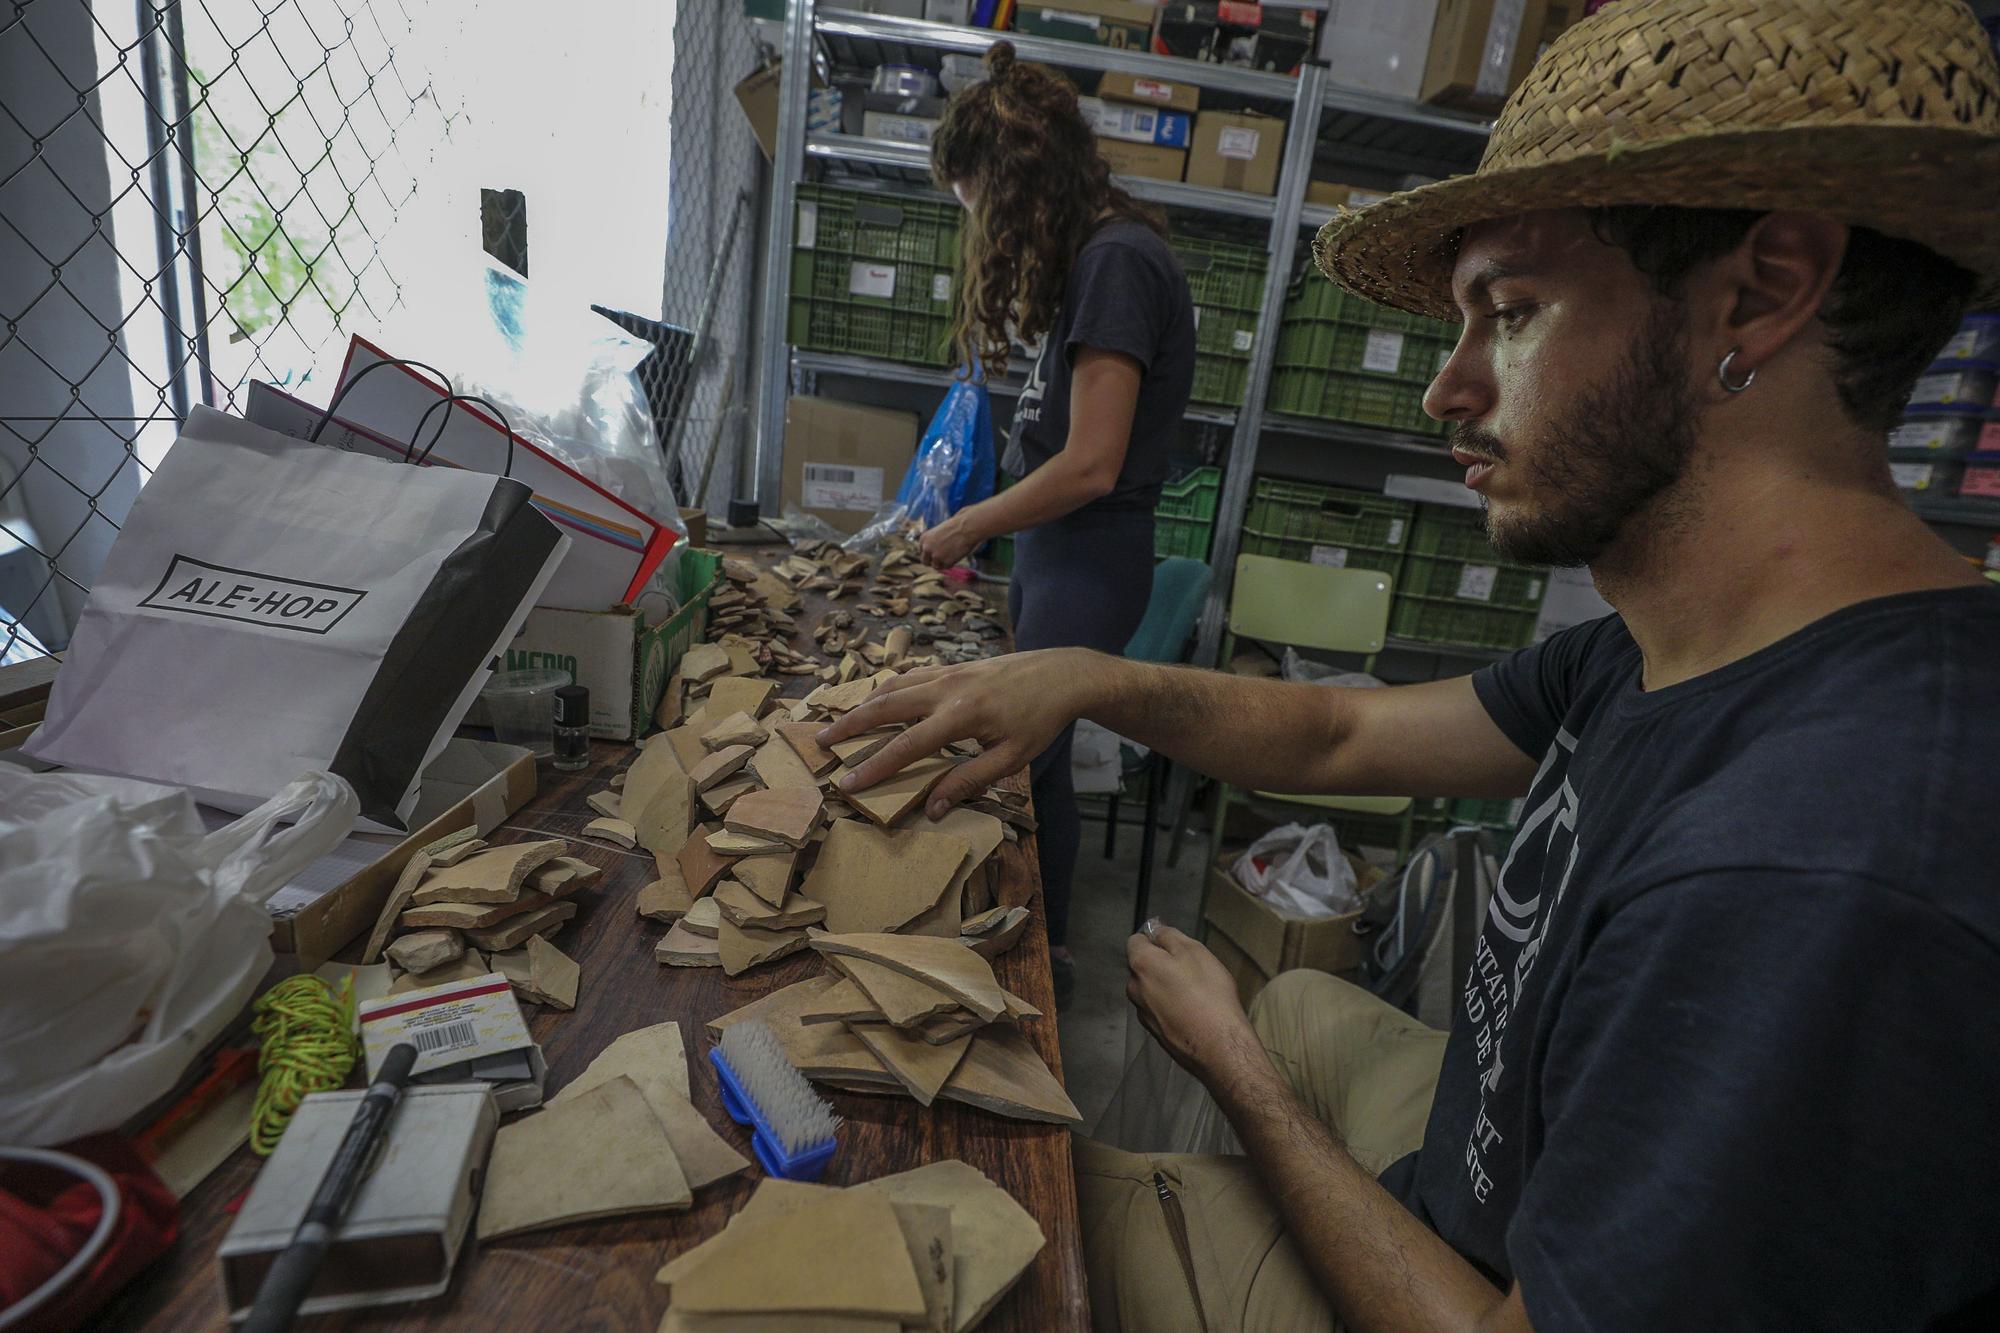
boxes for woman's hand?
[919,509,985,569]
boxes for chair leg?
[1163,766,1195,868]
[1198,781,1230,941]
[1103,792,1120,859]
[1133,754,1163,933]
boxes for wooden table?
[103,551,1089,1331]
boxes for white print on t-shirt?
[1015,340,1051,430]
[1462,726,1583,1204]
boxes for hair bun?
[985,40,1017,77]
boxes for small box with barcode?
[357,972,547,1112]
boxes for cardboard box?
[1012,6,1152,48]
[1098,69,1201,114]
[1097,136,1187,181]
[1185,109,1284,196]
[734,59,827,161]
[1318,0,1441,101]
[863,110,942,143]
[1423,0,1572,111]
[1202,855,1370,1008]
[1306,179,1390,208]
[267,739,538,968]
[502,547,723,741]
[783,396,922,537]
[1078,96,1192,147]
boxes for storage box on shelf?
[1267,276,1453,436]
[1174,235,1268,407]
[1392,504,1549,651]
[1237,477,1414,576]
[788,184,962,369]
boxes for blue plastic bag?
[894,379,995,529]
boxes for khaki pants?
[1076,971,1450,1333]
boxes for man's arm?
[1129,926,1535,1333]
[824,648,1535,817]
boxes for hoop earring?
[1718,348,1756,394]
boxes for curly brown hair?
[930,41,1166,374]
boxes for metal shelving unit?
[750,3,1498,674]
[1912,496,2000,528]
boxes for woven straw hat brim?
[1315,122,2000,323]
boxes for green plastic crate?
[788,185,961,368]
[1237,477,1413,575]
[1155,466,1221,560]
[1266,368,1441,435]
[1175,237,1266,408]
[1448,797,1522,829]
[1267,270,1455,435]
[1388,506,1549,651]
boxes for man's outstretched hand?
[817,647,1104,820]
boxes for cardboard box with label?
[1202,855,1379,1009]
[1097,69,1201,114]
[1077,95,1192,147]
[1097,136,1187,182]
[1186,110,1285,196]
[1013,5,1153,48]
[1318,0,1441,101]
[1306,179,1391,208]
[863,90,946,144]
[1423,0,1573,111]
[500,547,723,742]
[734,60,828,161]
[783,396,922,537]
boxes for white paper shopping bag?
[24,406,569,831]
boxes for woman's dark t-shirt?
[1001,218,1196,514]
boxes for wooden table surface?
[103,551,1089,1332]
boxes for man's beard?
[1454,299,1700,569]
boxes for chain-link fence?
[1,0,456,664]
[3,0,766,668]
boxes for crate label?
[802,462,885,511]
[1456,564,1498,602]
[1436,347,1453,375]
[1362,329,1405,374]
[1386,518,1406,546]
[1218,126,1262,160]
[797,201,818,250]
[1309,545,1350,569]
[931,273,952,302]
[848,262,897,299]
[1887,419,1959,452]
[1231,329,1254,352]
[1528,578,1543,600]
[1890,461,1940,490]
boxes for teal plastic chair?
[1198,554,1413,924]
[1100,558,1212,929]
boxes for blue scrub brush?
[711,1019,841,1181]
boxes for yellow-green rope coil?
[249,973,359,1156]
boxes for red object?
[0,1135,179,1332]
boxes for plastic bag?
[1233,822,1361,918]
[839,503,911,555]
[1281,647,1385,689]
[894,379,995,529]
[0,769,357,1147]
[371,252,687,541]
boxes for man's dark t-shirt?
[1378,587,2000,1329]
[1001,218,1195,513]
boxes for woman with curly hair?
[919,41,1197,1005]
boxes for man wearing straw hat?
[827,1,2000,1327]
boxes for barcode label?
[1456,565,1499,603]
[797,201,818,250]
[805,465,857,484]
[932,273,951,302]
[1310,545,1350,568]
[413,1021,478,1056]
[1218,126,1261,160]
[802,461,885,512]
[1386,518,1406,546]
[1362,329,1404,374]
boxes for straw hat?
[1314,0,2000,321]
